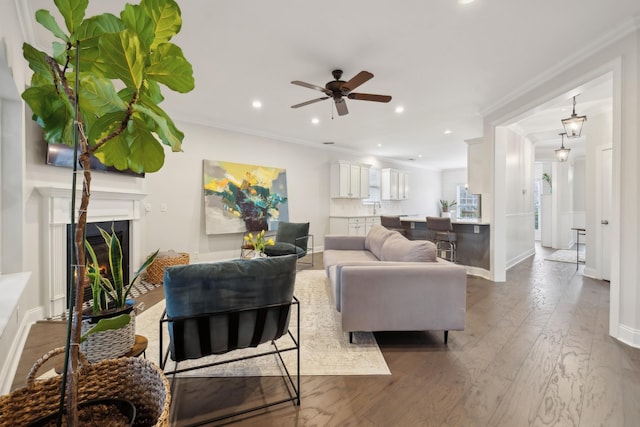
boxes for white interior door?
[598,145,612,281]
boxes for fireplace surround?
[37,187,146,319]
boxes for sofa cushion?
[364,224,396,260]
[381,234,437,262]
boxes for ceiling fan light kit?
[561,95,587,138]
[291,69,392,116]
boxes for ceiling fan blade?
[291,80,331,95]
[347,93,392,103]
[335,98,349,116]
[341,71,374,92]
[291,97,329,109]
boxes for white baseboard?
[0,306,44,394]
[615,324,640,349]
[583,267,598,279]
[506,249,535,270]
[464,266,492,280]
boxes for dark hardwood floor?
[12,248,640,426]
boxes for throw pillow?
[381,233,437,262]
[364,224,396,259]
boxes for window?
[363,167,381,204]
[456,185,481,219]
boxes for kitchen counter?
[400,216,490,225]
[399,217,490,270]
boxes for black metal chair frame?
[159,297,300,424]
[294,233,314,269]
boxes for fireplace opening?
[67,220,130,307]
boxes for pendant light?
[561,95,587,138]
[555,132,570,162]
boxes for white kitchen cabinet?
[330,216,380,235]
[381,168,409,200]
[330,161,370,198]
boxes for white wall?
[474,29,640,346]
[141,120,442,262]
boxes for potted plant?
[440,199,457,217]
[82,225,159,362]
[10,0,194,424]
[243,229,275,258]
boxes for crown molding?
[482,17,639,118]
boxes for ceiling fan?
[290,69,392,116]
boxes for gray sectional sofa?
[323,224,467,343]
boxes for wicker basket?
[80,312,136,363]
[0,347,170,427]
[146,250,189,284]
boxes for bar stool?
[380,215,408,237]
[426,216,457,262]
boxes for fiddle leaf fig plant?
[21,0,194,423]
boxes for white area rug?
[136,269,390,376]
[545,249,585,264]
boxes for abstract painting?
[203,160,289,234]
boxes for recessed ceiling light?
[252,100,262,109]
[377,143,383,147]
[418,154,423,158]
[444,129,453,134]
[395,106,405,114]
[311,117,320,125]
[458,0,475,4]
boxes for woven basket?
[80,312,136,363]
[146,250,189,284]
[0,347,170,427]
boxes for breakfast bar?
[399,217,490,270]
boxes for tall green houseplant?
[21,0,194,423]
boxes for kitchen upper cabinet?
[381,168,409,200]
[330,161,370,198]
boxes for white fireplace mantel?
[36,186,147,318]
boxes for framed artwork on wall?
[203,159,289,234]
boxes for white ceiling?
[24,0,640,169]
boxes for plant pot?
[81,303,136,362]
[82,302,135,324]
[27,397,136,427]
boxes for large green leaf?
[87,111,127,146]
[22,85,73,144]
[79,75,127,118]
[147,43,194,93]
[93,133,131,170]
[142,0,182,49]
[22,43,54,83]
[138,93,183,142]
[139,79,164,104]
[72,14,125,71]
[35,9,69,42]
[95,29,145,89]
[126,125,165,173]
[132,103,183,151]
[121,4,155,51]
[54,0,88,36]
